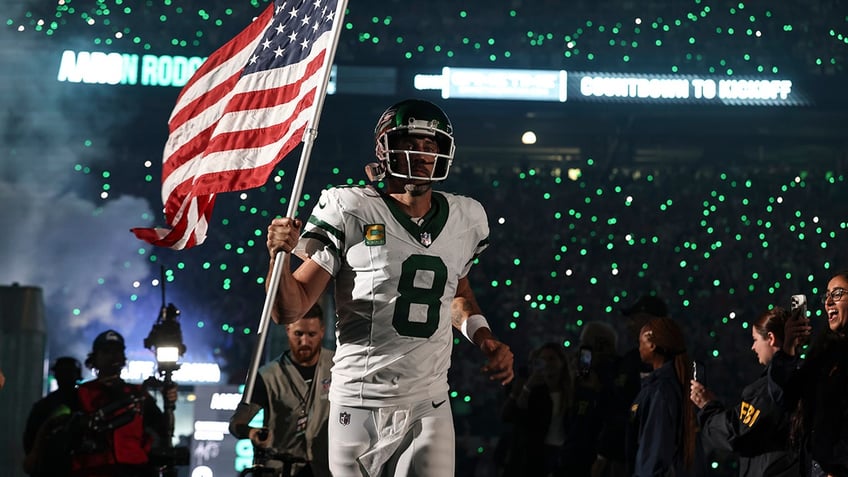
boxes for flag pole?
[240,0,348,406]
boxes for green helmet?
[373,99,455,182]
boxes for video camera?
[239,449,306,477]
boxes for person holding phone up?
[564,322,620,477]
[768,270,848,477]
[500,342,573,477]
[690,306,800,477]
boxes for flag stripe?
[206,92,316,162]
[208,55,326,152]
[133,194,213,249]
[160,40,330,205]
[160,81,317,214]
[219,51,325,128]
[161,61,261,183]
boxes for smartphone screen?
[790,294,807,316]
[578,347,592,376]
[790,294,810,346]
[692,360,706,384]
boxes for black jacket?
[501,381,568,477]
[769,333,848,477]
[698,368,799,477]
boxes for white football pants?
[328,395,455,477]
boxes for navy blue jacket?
[627,361,702,477]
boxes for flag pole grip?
[243,128,315,403]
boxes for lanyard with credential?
[280,352,316,437]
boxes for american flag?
[132,0,343,249]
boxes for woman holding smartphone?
[769,270,848,477]
[690,306,799,476]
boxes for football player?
[265,98,514,476]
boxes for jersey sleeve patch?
[364,224,386,246]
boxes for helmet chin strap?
[403,182,432,196]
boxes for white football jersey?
[294,185,489,407]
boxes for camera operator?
[70,329,176,477]
[230,303,333,477]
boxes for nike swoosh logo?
[431,400,446,408]
[318,200,327,209]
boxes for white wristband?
[461,314,490,342]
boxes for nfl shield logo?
[339,412,351,426]
[419,232,432,246]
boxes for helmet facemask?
[376,124,454,182]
